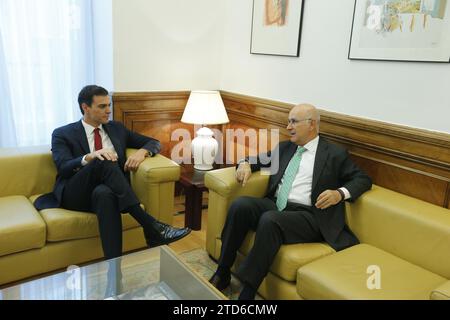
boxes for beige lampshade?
[181,91,229,125]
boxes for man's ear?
[81,103,90,114]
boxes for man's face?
[286,108,315,145]
[83,95,111,126]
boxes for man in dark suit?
[209,104,372,300]
[35,85,190,259]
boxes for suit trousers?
[219,196,324,290]
[61,159,148,259]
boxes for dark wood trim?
[112,91,190,123]
[112,91,191,101]
[319,111,449,148]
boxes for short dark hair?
[78,85,109,115]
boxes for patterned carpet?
[106,248,261,300]
[178,248,250,300]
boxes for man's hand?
[124,149,148,172]
[85,149,118,162]
[236,162,252,186]
[315,189,342,210]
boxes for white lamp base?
[193,163,214,171]
[191,127,218,171]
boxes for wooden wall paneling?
[319,116,450,174]
[446,183,450,209]
[113,92,190,120]
[224,111,290,164]
[113,92,191,158]
[111,90,450,208]
[220,91,450,208]
[349,153,448,207]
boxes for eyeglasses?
[287,118,312,126]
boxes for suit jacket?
[35,120,161,210]
[247,137,372,251]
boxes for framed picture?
[250,0,305,57]
[348,0,450,62]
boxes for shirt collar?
[81,119,103,135]
[300,136,319,155]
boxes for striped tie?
[276,146,306,211]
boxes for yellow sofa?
[205,167,450,300]
[0,146,180,286]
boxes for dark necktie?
[93,128,103,151]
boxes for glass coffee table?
[0,246,225,300]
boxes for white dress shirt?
[275,136,350,206]
[81,120,116,166]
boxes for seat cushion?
[239,231,335,282]
[39,209,142,242]
[31,194,143,242]
[297,244,446,300]
[0,196,46,256]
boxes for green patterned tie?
[276,146,306,211]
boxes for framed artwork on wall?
[348,0,450,62]
[250,0,305,57]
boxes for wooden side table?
[178,164,231,231]
[178,164,209,231]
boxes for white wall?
[112,0,224,92]
[111,0,449,133]
[93,0,114,90]
[219,0,450,133]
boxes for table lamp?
[181,91,229,170]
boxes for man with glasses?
[209,103,372,300]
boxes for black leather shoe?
[209,273,231,291]
[146,221,191,247]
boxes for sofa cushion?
[239,231,335,282]
[31,194,142,242]
[297,244,446,300]
[0,196,46,256]
[39,209,142,242]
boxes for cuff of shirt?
[81,155,88,166]
[339,187,351,200]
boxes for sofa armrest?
[204,167,269,258]
[205,167,269,199]
[127,149,180,183]
[127,149,180,225]
[431,281,450,300]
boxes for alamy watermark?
[366,265,381,290]
[66,265,81,291]
[170,127,280,174]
